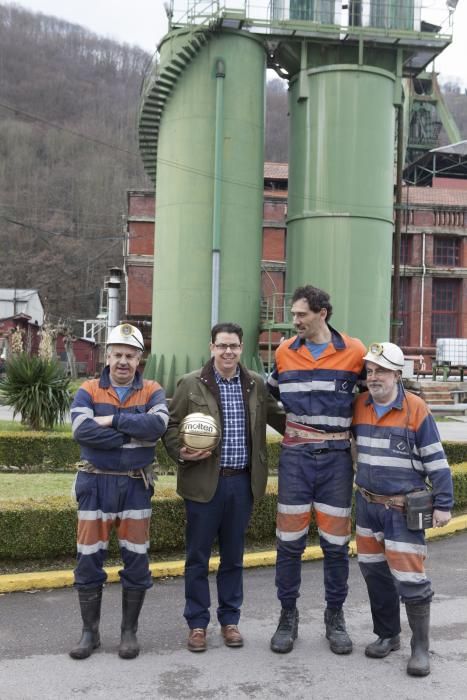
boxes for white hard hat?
[364,342,405,371]
[107,323,144,351]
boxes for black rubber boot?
[69,586,103,660]
[324,608,353,655]
[270,607,299,654]
[118,588,146,659]
[406,602,431,677]
[365,635,400,658]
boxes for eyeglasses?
[214,343,242,352]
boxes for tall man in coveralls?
[353,341,453,676]
[69,323,168,660]
[268,285,366,654]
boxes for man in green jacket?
[164,322,284,652]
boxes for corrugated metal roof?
[431,140,467,156]
[264,162,288,179]
[404,186,467,206]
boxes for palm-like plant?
[0,353,72,430]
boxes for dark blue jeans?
[184,471,253,629]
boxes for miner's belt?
[358,486,406,512]
[77,462,153,489]
[283,419,350,446]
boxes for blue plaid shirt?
[214,366,248,469]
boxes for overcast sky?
[9,0,467,88]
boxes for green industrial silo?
[286,52,396,343]
[138,2,453,378]
[140,29,266,393]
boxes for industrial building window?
[431,279,460,343]
[400,236,412,265]
[390,277,411,346]
[399,278,411,346]
[433,236,460,266]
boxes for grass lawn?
[0,420,71,433]
[0,473,279,500]
[0,473,178,500]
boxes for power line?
[0,215,126,240]
[1,99,398,213]
[0,101,140,158]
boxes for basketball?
[179,412,220,451]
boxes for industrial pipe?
[391,102,404,344]
[419,232,426,346]
[211,58,225,327]
[106,267,122,342]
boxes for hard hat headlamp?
[369,342,384,356]
[364,341,405,370]
[120,324,134,338]
[107,323,144,351]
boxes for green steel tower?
[139,1,453,394]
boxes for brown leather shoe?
[221,624,243,647]
[187,627,207,652]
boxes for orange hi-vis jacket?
[352,386,453,511]
[268,326,365,448]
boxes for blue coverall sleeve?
[416,414,454,511]
[112,386,169,441]
[71,387,125,450]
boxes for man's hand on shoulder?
[94,416,113,428]
[179,446,212,462]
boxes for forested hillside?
[0,4,465,326]
[0,3,151,322]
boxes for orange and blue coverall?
[71,366,168,590]
[268,327,365,609]
[352,387,453,638]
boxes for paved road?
[1,532,466,699]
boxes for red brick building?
[124,164,467,367]
[399,178,467,364]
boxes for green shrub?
[0,432,80,470]
[0,497,77,559]
[444,443,467,466]
[1,433,466,473]
[3,470,466,561]
[0,354,72,430]
[451,463,467,512]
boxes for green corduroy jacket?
[163,359,285,503]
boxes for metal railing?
[260,292,295,373]
[260,292,293,326]
[167,0,454,37]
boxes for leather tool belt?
[282,419,350,447]
[358,486,406,512]
[77,461,154,489]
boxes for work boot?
[365,635,400,658]
[324,607,353,655]
[187,628,207,652]
[270,607,299,654]
[406,602,431,677]
[118,588,146,659]
[69,586,103,660]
